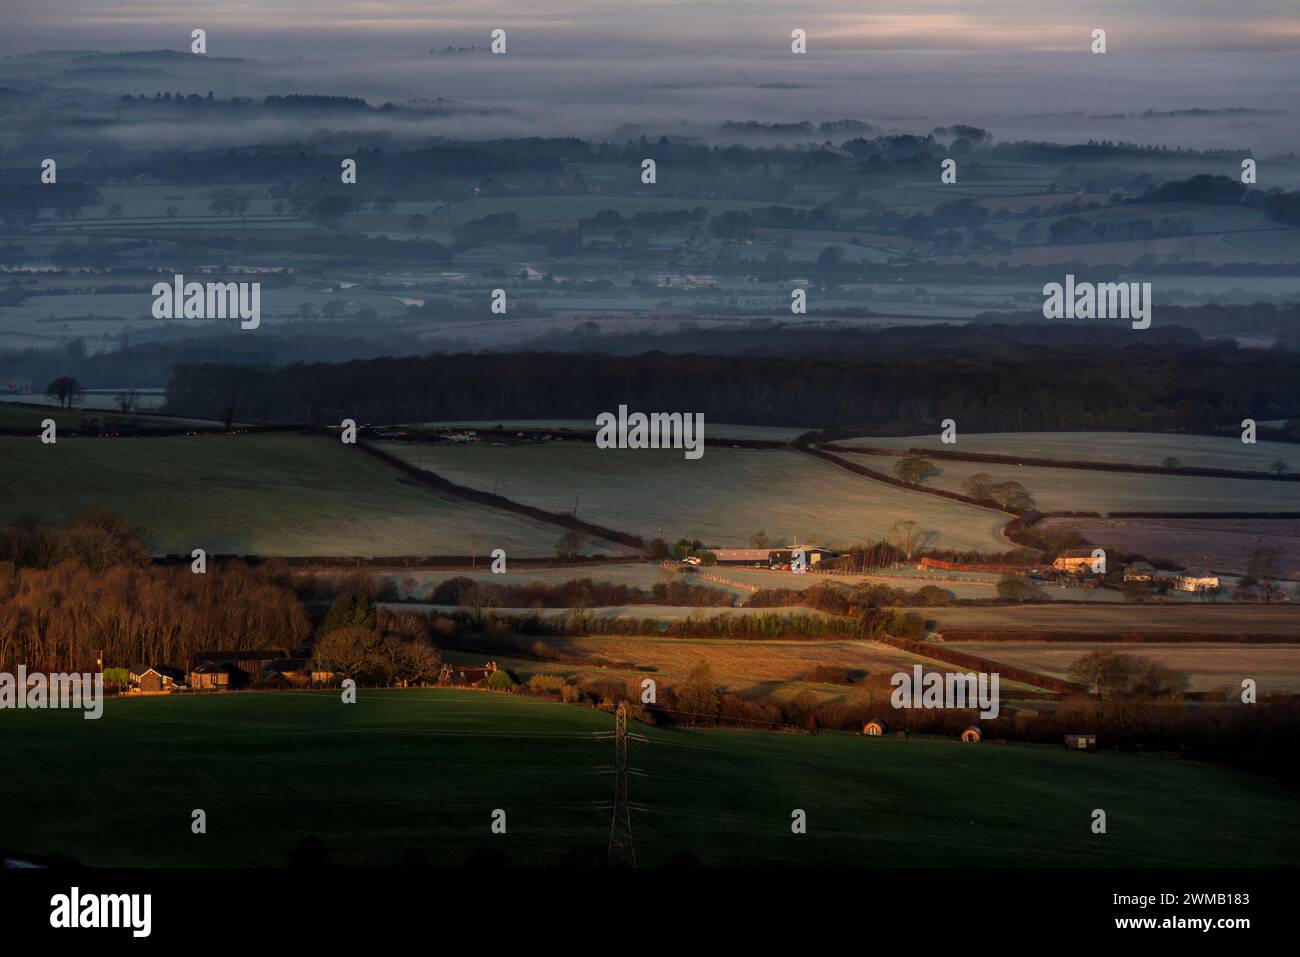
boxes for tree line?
[161,334,1300,432]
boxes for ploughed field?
[966,642,1300,694]
[1,690,1295,867]
[1039,516,1300,579]
[921,604,1300,638]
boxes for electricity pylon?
[607,703,636,867]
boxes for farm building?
[713,546,834,568]
[1053,549,1101,573]
[260,658,313,687]
[862,720,888,736]
[1173,575,1220,593]
[769,546,834,568]
[0,377,33,394]
[195,649,289,678]
[189,661,249,690]
[441,664,491,686]
[1065,734,1098,750]
[713,548,776,566]
[960,725,983,744]
[130,664,186,693]
[1123,562,1156,582]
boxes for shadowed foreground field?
[0,433,608,557]
[1,690,1296,867]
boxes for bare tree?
[556,528,583,563]
[888,519,920,562]
[114,388,139,414]
[894,456,935,485]
[1067,650,1136,700]
[961,472,994,499]
[45,376,83,409]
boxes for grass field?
[849,452,1300,514]
[833,431,1299,474]
[0,433,615,557]
[967,642,1300,694]
[374,441,1012,552]
[0,402,222,431]
[1,690,1295,867]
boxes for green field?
[1,690,1295,867]
[0,433,615,556]
[833,431,1298,474]
[0,402,219,431]
[375,441,1012,552]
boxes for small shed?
[1065,733,1097,750]
[862,719,888,736]
[960,725,983,744]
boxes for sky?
[4,2,1298,151]
[4,1,1300,56]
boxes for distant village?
[127,652,499,695]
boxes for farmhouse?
[960,725,983,744]
[1053,548,1100,573]
[0,376,32,394]
[1123,562,1156,582]
[862,719,888,736]
[1173,575,1220,593]
[130,664,186,693]
[189,660,248,690]
[1065,734,1097,750]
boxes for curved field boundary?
[356,437,646,551]
[797,445,1037,555]
[824,441,1299,482]
[876,634,1083,694]
[798,445,1017,513]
